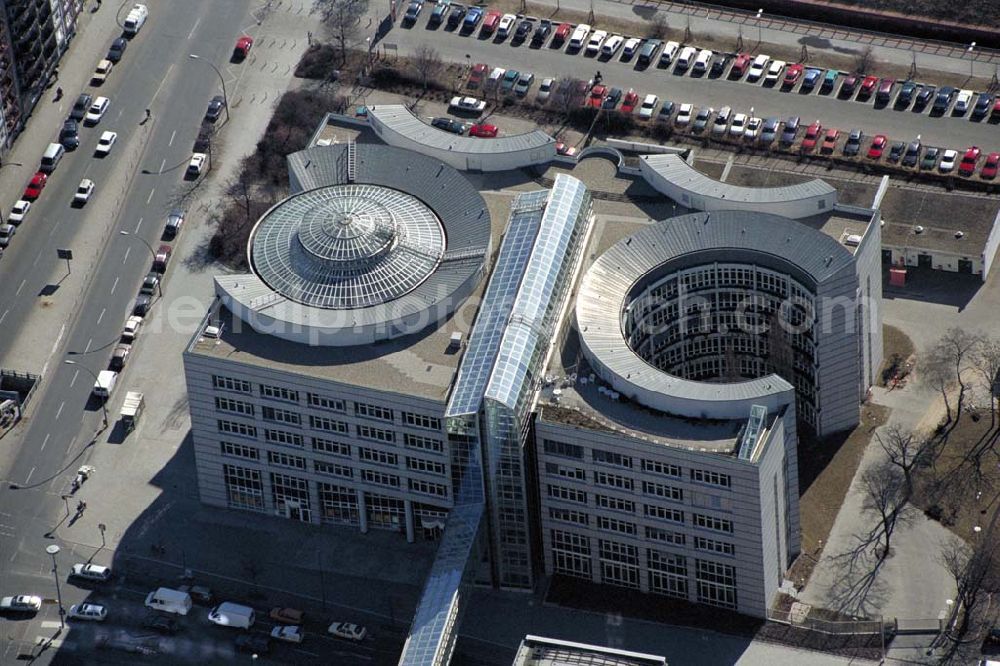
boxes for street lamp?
[119,231,161,296]
[968,41,976,78]
[45,545,65,631]
[97,523,107,552]
[61,494,72,518]
[63,360,108,428]
[188,54,229,123]
[756,8,764,47]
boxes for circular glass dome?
[251,184,445,310]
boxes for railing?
[766,606,889,636]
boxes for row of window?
[546,484,732,531]
[217,418,445,455]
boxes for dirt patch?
[878,324,916,387]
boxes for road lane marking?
[24,467,34,485]
[55,402,64,420]
[159,158,166,172]
[97,307,105,324]
[168,130,176,146]
[15,279,26,296]
[0,309,7,324]
[146,188,155,205]
[123,246,131,264]
[135,217,143,233]
[188,16,202,40]
[70,370,79,387]
[111,276,119,294]
[151,63,175,104]
[84,338,92,353]
[41,433,50,451]
[40,323,67,378]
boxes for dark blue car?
[801,68,822,90]
[462,6,482,31]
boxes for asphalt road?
[390,17,1000,153]
[0,0,251,661]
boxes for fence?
[766,606,889,635]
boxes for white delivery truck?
[123,4,149,36]
[92,370,118,399]
[208,602,256,629]
[144,587,192,615]
[120,391,144,432]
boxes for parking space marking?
[188,16,202,40]
[159,158,166,172]
[0,309,7,324]
[84,338,92,353]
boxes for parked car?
[843,128,863,156]
[0,224,16,247]
[710,106,731,135]
[496,13,517,38]
[269,607,305,624]
[920,146,940,170]
[446,4,466,28]
[656,100,675,122]
[779,116,800,145]
[73,178,95,205]
[235,634,270,654]
[431,117,466,134]
[469,123,498,137]
[958,146,981,176]
[0,595,42,612]
[481,11,502,35]
[164,209,185,237]
[271,625,304,643]
[134,295,151,316]
[92,59,113,84]
[467,63,489,88]
[621,37,642,59]
[840,73,858,96]
[938,149,958,172]
[782,64,803,88]
[552,22,573,45]
[449,96,486,112]
[888,141,905,163]
[600,87,621,109]
[801,68,823,90]
[875,78,895,103]
[801,121,822,151]
[329,622,367,641]
[858,75,878,98]
[710,53,729,76]
[743,116,761,141]
[60,120,79,149]
[728,113,747,137]
[513,72,534,96]
[692,107,712,132]
[429,0,451,26]
[23,172,48,200]
[107,38,127,62]
[7,200,30,225]
[95,131,117,156]
[186,153,207,176]
[68,602,107,622]
[982,152,1000,179]
[531,20,551,45]
[233,35,253,59]
[896,81,918,107]
[746,54,769,82]
[123,315,143,341]
[675,103,693,126]
[84,96,110,125]
[932,86,955,112]
[620,89,639,113]
[587,84,608,108]
[760,117,780,143]
[205,95,226,122]
[110,343,131,371]
[69,93,92,121]
[820,69,838,92]
[867,134,888,159]
[730,53,752,78]
[763,60,786,85]
[902,139,922,167]
[972,92,993,118]
[140,271,160,295]
[601,34,624,57]
[585,29,608,55]
[915,85,935,108]
[153,244,172,272]
[143,613,179,634]
[500,70,520,93]
[461,6,482,32]
[820,128,839,153]
[638,94,658,119]
[536,77,554,102]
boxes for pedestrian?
[145,108,151,120]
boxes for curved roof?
[576,211,853,415]
[641,153,836,204]
[216,143,492,347]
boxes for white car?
[638,94,658,119]
[675,103,694,126]
[95,131,117,156]
[601,34,624,56]
[744,116,762,141]
[568,24,591,49]
[449,96,487,113]
[8,200,30,225]
[68,602,107,622]
[74,178,95,204]
[92,59,113,84]
[84,96,110,124]
[328,622,367,641]
[747,54,770,81]
[0,595,42,612]
[70,563,112,582]
[711,106,732,135]
[123,315,143,340]
[729,113,748,137]
[271,625,304,643]
[953,89,973,114]
[536,77,554,103]
[938,149,958,172]
[497,13,516,38]
[0,224,15,247]
[693,49,713,73]
[764,60,786,84]
[187,153,207,176]
[585,30,608,54]
[487,67,505,89]
[621,37,642,58]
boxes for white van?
[40,143,65,173]
[208,602,256,629]
[123,4,148,36]
[693,49,713,73]
[658,41,679,65]
[144,588,192,615]
[92,370,118,398]
[675,46,697,70]
[568,24,591,50]
[746,54,770,82]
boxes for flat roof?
[879,187,998,257]
[513,635,667,666]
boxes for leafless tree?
[313,0,370,66]
[940,531,1000,637]
[931,327,983,412]
[410,44,443,91]
[855,45,874,73]
[549,76,587,120]
[971,337,1000,427]
[647,14,669,40]
[924,347,955,425]
[876,424,934,496]
[860,461,911,561]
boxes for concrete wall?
[813,259,863,437]
[981,208,1000,281]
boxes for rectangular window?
[267,450,306,470]
[307,393,345,412]
[223,464,264,511]
[545,462,586,481]
[595,494,635,513]
[548,507,589,526]
[543,439,584,460]
[406,457,446,475]
[220,441,259,461]
[260,384,299,403]
[357,424,395,443]
[403,433,443,454]
[694,536,735,556]
[362,469,400,488]
[551,529,592,578]
[408,478,448,497]
[691,490,733,512]
[692,513,734,534]
[355,402,394,422]
[598,539,639,589]
[641,459,682,478]
[318,482,358,525]
[546,484,587,505]
[311,437,351,457]
[691,469,732,489]
[265,429,304,448]
[359,447,398,467]
[218,419,257,439]
[592,449,632,469]
[596,516,637,536]
[402,412,441,430]
[696,559,737,609]
[310,415,349,434]
[642,480,683,503]
[213,375,252,393]
[261,406,300,426]
[314,460,353,479]
[648,549,688,599]
[594,471,633,491]
[645,526,686,546]
[644,504,684,524]
[214,396,255,417]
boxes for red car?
[821,128,839,152]
[23,172,47,200]
[234,36,253,59]
[481,10,502,34]
[587,84,607,108]
[782,64,804,87]
[801,121,822,151]
[555,142,578,157]
[469,123,498,138]
[958,146,981,176]
[153,244,172,272]
[859,75,878,98]
[840,74,858,95]
[730,53,752,78]
[620,89,639,113]
[552,22,572,44]
[867,134,888,159]
[982,152,1000,179]
[468,63,489,88]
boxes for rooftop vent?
[844,234,862,247]
[448,331,463,350]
